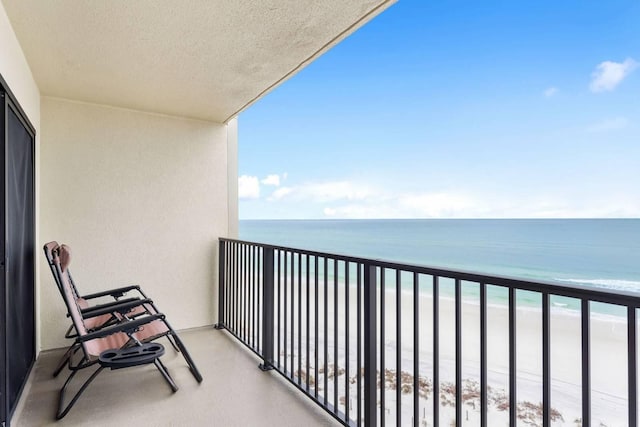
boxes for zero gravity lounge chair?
[44,242,165,375]
[44,242,201,381]
[47,243,203,418]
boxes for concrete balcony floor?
[14,328,339,426]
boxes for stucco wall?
[39,97,231,350]
[0,2,40,126]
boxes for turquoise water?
[239,219,640,316]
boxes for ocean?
[239,219,640,316]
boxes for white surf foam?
[555,278,640,292]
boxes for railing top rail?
[219,237,640,307]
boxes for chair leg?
[53,345,80,378]
[171,332,203,383]
[165,334,180,353]
[153,358,179,392]
[57,365,104,420]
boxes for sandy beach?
[267,277,630,426]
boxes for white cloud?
[268,180,375,203]
[304,181,374,202]
[323,207,337,216]
[261,174,281,186]
[319,193,640,219]
[318,186,477,219]
[587,117,629,132]
[397,192,476,217]
[266,179,479,218]
[321,204,398,219]
[238,175,260,200]
[589,58,638,92]
[543,87,558,97]
[249,178,640,219]
[269,187,293,200]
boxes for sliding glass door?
[1,82,36,427]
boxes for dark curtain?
[4,104,35,421]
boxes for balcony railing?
[216,238,640,427]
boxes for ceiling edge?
[222,0,397,124]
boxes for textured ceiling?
[3,0,394,123]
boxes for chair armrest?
[78,314,165,342]
[80,297,140,315]
[81,285,147,300]
[82,298,153,319]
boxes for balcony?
[9,237,639,426]
[13,327,338,426]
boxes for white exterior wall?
[0,2,42,350]
[0,2,40,125]
[40,97,233,350]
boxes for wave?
[554,278,640,292]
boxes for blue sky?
[238,0,640,220]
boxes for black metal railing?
[217,238,640,427]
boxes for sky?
[238,0,640,220]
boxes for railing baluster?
[229,243,233,331]
[298,254,302,384]
[334,259,339,413]
[455,279,462,426]
[357,262,363,426]
[509,287,517,427]
[245,245,254,342]
[345,261,350,422]
[277,250,281,369]
[234,242,238,333]
[433,275,439,427]
[243,244,247,342]
[396,269,401,427]
[314,255,319,399]
[258,247,262,353]
[306,254,310,391]
[284,251,288,374]
[254,245,258,349]
[245,245,255,347]
[228,242,233,328]
[480,282,487,427]
[247,245,256,347]
[237,244,241,337]
[380,269,386,427]
[413,272,419,427]
[324,256,329,406]
[291,252,296,378]
[298,252,302,385]
[629,306,637,427]
[247,244,250,342]
[247,245,250,342]
[582,299,591,427]
[244,244,248,341]
[233,242,238,333]
[363,263,377,427]
[543,292,550,427]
